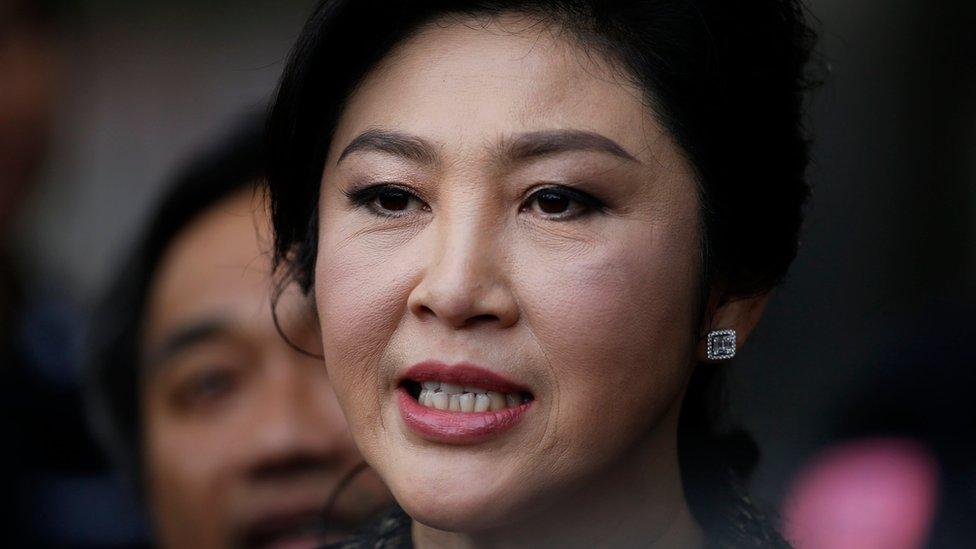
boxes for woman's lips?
[397,361,534,444]
[397,389,532,444]
[400,361,531,394]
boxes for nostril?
[465,313,500,327]
[408,280,518,328]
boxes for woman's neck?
[411,406,704,548]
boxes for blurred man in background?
[86,114,390,548]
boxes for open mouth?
[396,361,535,443]
[402,380,533,412]
[242,510,333,549]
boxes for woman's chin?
[398,494,513,533]
[369,405,547,531]
[388,472,531,533]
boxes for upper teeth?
[418,381,526,412]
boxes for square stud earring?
[706,329,737,361]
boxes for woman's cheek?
[315,229,413,432]
[515,230,699,437]
[318,220,412,343]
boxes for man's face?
[140,189,389,548]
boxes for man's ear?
[696,292,771,362]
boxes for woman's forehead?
[329,15,660,166]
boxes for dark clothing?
[329,504,413,549]
[328,501,791,549]
[1,259,150,547]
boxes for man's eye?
[523,187,603,220]
[174,368,238,411]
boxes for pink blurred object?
[783,437,939,549]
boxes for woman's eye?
[375,188,412,211]
[523,187,602,220]
[348,184,427,217]
[536,191,572,214]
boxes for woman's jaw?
[388,381,701,547]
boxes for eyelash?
[520,185,606,220]
[344,183,606,220]
[344,183,429,218]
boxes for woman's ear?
[696,292,771,362]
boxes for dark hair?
[266,1,816,544]
[85,112,267,493]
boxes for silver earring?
[706,329,737,360]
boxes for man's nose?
[242,365,352,483]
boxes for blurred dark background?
[2,0,974,546]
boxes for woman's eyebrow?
[336,128,439,166]
[335,128,639,167]
[501,130,640,164]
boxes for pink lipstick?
[397,361,533,444]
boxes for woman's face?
[316,16,703,532]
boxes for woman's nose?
[406,222,519,330]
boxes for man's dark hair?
[85,112,267,493]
